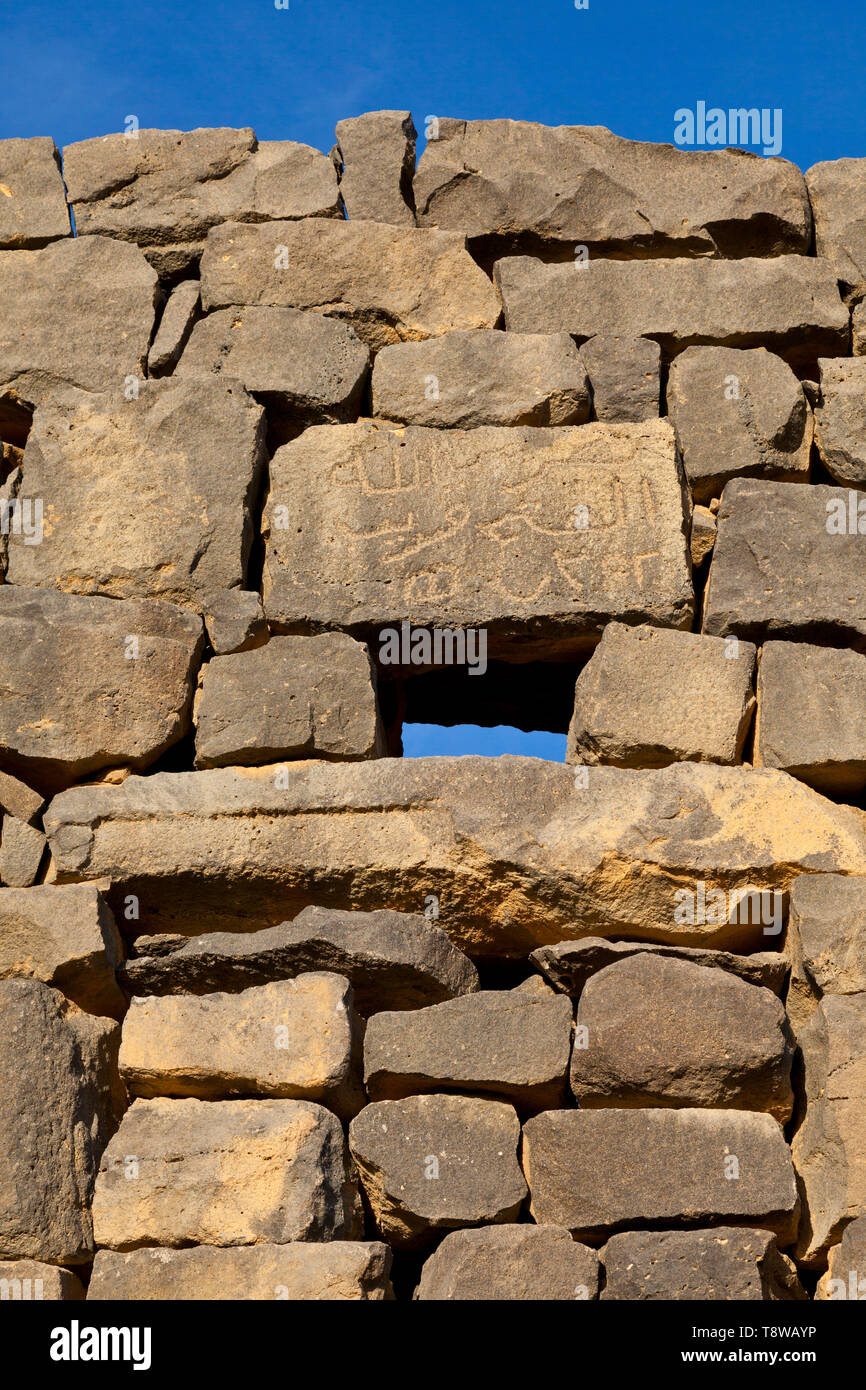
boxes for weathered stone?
[348,1094,526,1248]
[570,954,793,1120]
[0,979,122,1264]
[370,331,590,427]
[63,128,340,278]
[147,280,200,375]
[119,906,479,1013]
[0,816,45,886]
[88,1241,393,1300]
[815,1214,866,1299]
[202,589,268,655]
[786,875,866,1033]
[495,255,848,371]
[199,219,501,353]
[530,938,788,997]
[579,335,660,422]
[415,121,810,258]
[690,504,717,566]
[176,306,370,431]
[194,634,384,767]
[92,1096,360,1250]
[263,419,693,660]
[0,237,157,443]
[853,301,866,356]
[0,1259,85,1301]
[566,623,756,768]
[667,346,812,503]
[601,1227,806,1301]
[703,479,866,646]
[0,586,202,793]
[793,995,866,1266]
[415,1224,599,1301]
[806,157,866,297]
[522,1107,799,1243]
[0,769,43,825]
[335,111,416,225]
[0,884,124,1019]
[754,642,866,795]
[119,974,363,1117]
[6,380,266,608]
[0,138,70,249]
[44,759,866,954]
[814,358,866,487]
[364,989,572,1110]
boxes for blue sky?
[2,0,860,761]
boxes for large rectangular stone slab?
[0,884,125,1019]
[0,138,71,249]
[263,418,693,660]
[600,1227,805,1301]
[754,641,866,795]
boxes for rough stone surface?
[119,906,479,1013]
[786,874,866,1033]
[0,769,44,825]
[92,1097,360,1250]
[63,128,341,277]
[570,954,794,1120]
[806,157,866,297]
[6,380,266,608]
[0,816,45,887]
[44,759,866,954]
[815,1214,866,1299]
[495,255,848,370]
[530,938,789,998]
[667,346,812,503]
[0,978,122,1264]
[87,1241,393,1300]
[199,219,501,352]
[348,1094,526,1248]
[147,280,200,375]
[371,331,590,428]
[0,586,203,793]
[202,589,268,655]
[415,121,810,258]
[263,418,693,660]
[690,504,717,566]
[522,1107,799,1243]
[0,1259,85,1301]
[853,301,866,356]
[335,111,416,226]
[601,1227,806,1301]
[193,634,384,767]
[580,335,660,423]
[415,1224,599,1301]
[814,357,866,487]
[566,622,756,768]
[363,989,573,1110]
[754,641,866,795]
[0,138,70,249]
[703,479,866,647]
[0,884,125,1019]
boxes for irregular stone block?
[690,504,717,566]
[202,589,268,655]
[570,954,794,1120]
[263,418,693,660]
[854,301,866,356]
[335,110,416,225]
[530,938,788,998]
[754,642,866,795]
[0,817,45,887]
[194,634,384,767]
[119,974,363,1117]
[0,884,125,1019]
[0,237,157,443]
[364,989,572,1110]
[566,622,756,768]
[667,346,812,503]
[63,128,341,278]
[0,1259,85,1301]
[495,255,848,371]
[44,759,866,953]
[792,995,866,1265]
[806,157,866,297]
[522,1107,799,1243]
[348,1094,526,1248]
[0,769,43,825]
[0,586,202,793]
[415,1224,599,1301]
[580,335,660,423]
[371,330,590,428]
[199,219,501,353]
[119,906,479,1013]
[815,1214,866,1300]
[0,138,70,249]
[703,479,866,646]
[415,120,810,258]
[147,280,200,376]
[88,1241,393,1300]
[814,357,866,488]
[786,874,866,1033]
[0,979,122,1264]
[6,380,266,608]
[92,1096,360,1250]
[601,1227,805,1301]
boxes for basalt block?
[414,1224,599,1301]
[0,138,70,249]
[0,884,125,1019]
[785,874,866,1033]
[601,1227,805,1301]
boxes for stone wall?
[1,113,865,1302]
